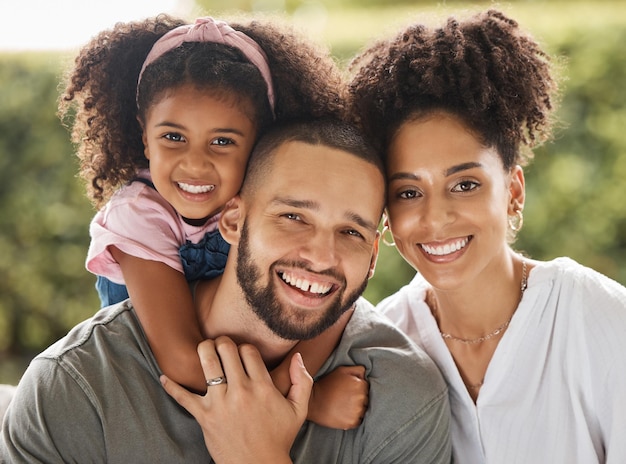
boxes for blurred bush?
[0,54,99,381]
[1,2,625,383]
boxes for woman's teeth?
[421,237,469,256]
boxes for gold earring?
[381,225,395,247]
[508,209,524,232]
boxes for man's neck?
[195,266,297,368]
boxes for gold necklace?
[439,260,528,345]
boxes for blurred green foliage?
[1,1,625,383]
[0,54,100,381]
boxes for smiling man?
[1,119,451,463]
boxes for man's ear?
[219,196,244,245]
[368,232,380,280]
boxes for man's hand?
[161,336,313,464]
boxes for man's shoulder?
[35,302,140,365]
[324,298,451,462]
[348,298,433,357]
[341,297,447,398]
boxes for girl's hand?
[307,365,369,430]
[161,336,313,464]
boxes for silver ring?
[206,376,227,386]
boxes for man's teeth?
[178,182,215,194]
[280,272,332,295]
[421,238,469,256]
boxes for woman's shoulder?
[376,272,428,310]
[529,257,626,334]
[532,257,625,296]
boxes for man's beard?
[236,220,368,340]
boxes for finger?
[238,343,273,383]
[160,375,201,415]
[214,336,247,385]
[341,364,366,379]
[197,339,227,390]
[287,353,313,420]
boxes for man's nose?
[299,230,339,270]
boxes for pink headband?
[137,17,275,113]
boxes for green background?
[1,0,625,383]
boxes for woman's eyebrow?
[445,162,482,177]
[388,172,420,183]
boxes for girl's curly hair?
[59,15,344,208]
[348,9,560,170]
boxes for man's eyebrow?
[271,197,319,210]
[271,197,378,232]
[346,212,379,233]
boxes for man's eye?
[283,213,301,221]
[346,229,364,239]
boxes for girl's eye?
[211,137,234,146]
[164,133,184,142]
[452,180,479,192]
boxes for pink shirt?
[86,171,219,284]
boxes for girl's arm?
[111,246,206,393]
[270,307,369,429]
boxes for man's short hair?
[241,118,385,197]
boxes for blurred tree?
[518,24,626,284]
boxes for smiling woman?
[349,8,626,463]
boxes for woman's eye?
[211,137,234,146]
[164,133,184,142]
[452,180,479,192]
[398,189,419,200]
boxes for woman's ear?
[368,233,380,279]
[219,196,244,245]
[508,165,526,214]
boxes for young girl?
[349,9,626,463]
[59,15,366,429]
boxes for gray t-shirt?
[1,298,451,463]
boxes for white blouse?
[378,257,626,464]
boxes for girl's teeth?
[178,182,215,194]
[421,238,469,256]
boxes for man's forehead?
[270,140,374,176]
[259,140,385,223]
